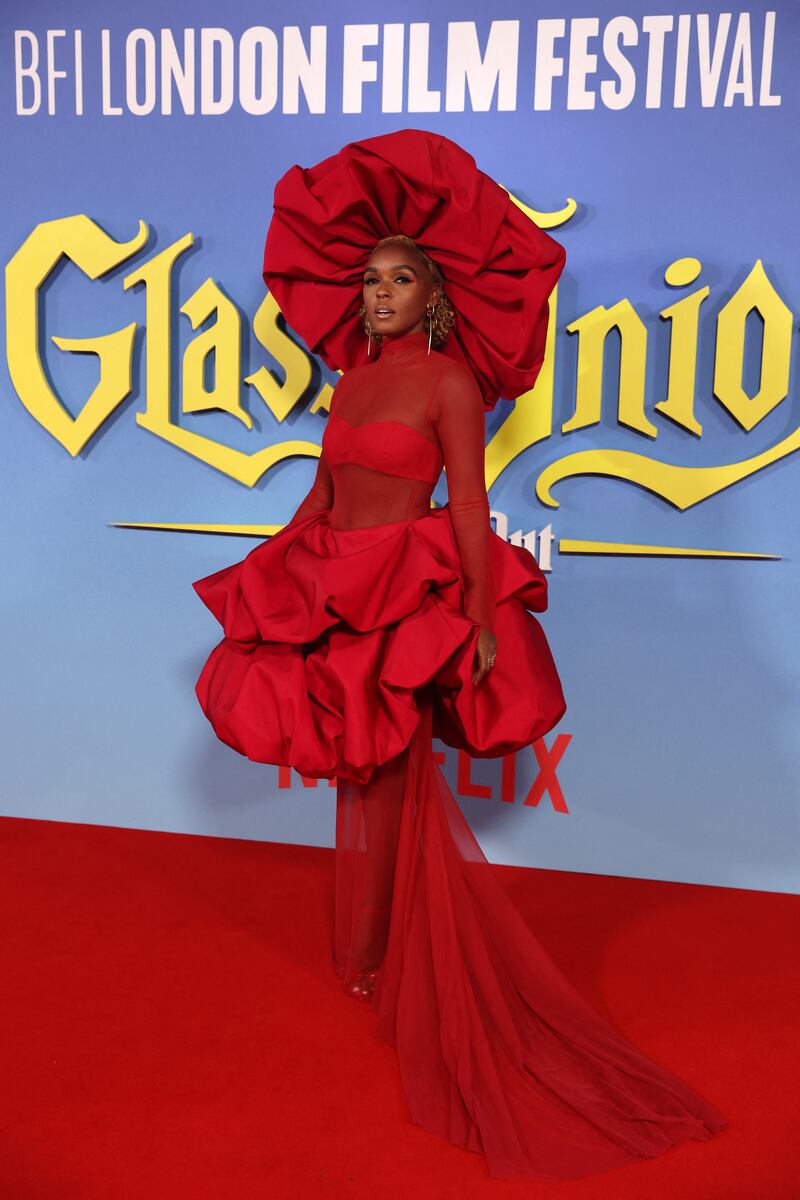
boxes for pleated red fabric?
[262,128,567,409]
[192,330,728,1178]
[192,497,563,781]
[193,333,565,782]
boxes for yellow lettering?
[126,235,320,486]
[563,300,657,438]
[537,257,800,511]
[655,258,707,436]
[536,429,800,511]
[504,189,577,230]
[485,189,575,486]
[714,259,792,430]
[485,285,558,489]
[245,292,315,421]
[309,382,335,415]
[181,278,247,426]
[14,207,796,519]
[5,214,147,454]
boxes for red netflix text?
[278,734,572,814]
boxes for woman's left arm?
[431,362,498,685]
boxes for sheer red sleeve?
[285,451,333,528]
[431,363,496,632]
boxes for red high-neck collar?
[377,329,429,361]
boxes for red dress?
[192,329,727,1180]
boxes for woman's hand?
[472,628,498,686]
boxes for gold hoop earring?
[426,304,435,355]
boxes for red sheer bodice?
[290,329,496,630]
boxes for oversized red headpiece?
[262,128,566,411]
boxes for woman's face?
[362,243,439,340]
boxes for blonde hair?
[360,234,456,349]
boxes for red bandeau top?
[289,329,496,631]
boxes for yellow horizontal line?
[559,538,780,559]
[109,524,781,561]
[109,522,281,536]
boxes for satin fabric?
[192,503,563,783]
[262,128,567,410]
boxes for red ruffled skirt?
[192,508,728,1181]
[193,505,565,781]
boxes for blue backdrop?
[2,1,798,894]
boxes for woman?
[192,130,727,1180]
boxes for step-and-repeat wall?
[3,2,798,893]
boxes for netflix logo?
[278,733,572,813]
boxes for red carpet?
[0,815,797,1199]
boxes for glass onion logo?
[3,199,791,566]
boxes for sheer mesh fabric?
[336,691,727,1179]
[334,746,407,987]
[286,453,333,526]
[289,332,496,629]
[283,331,726,1178]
